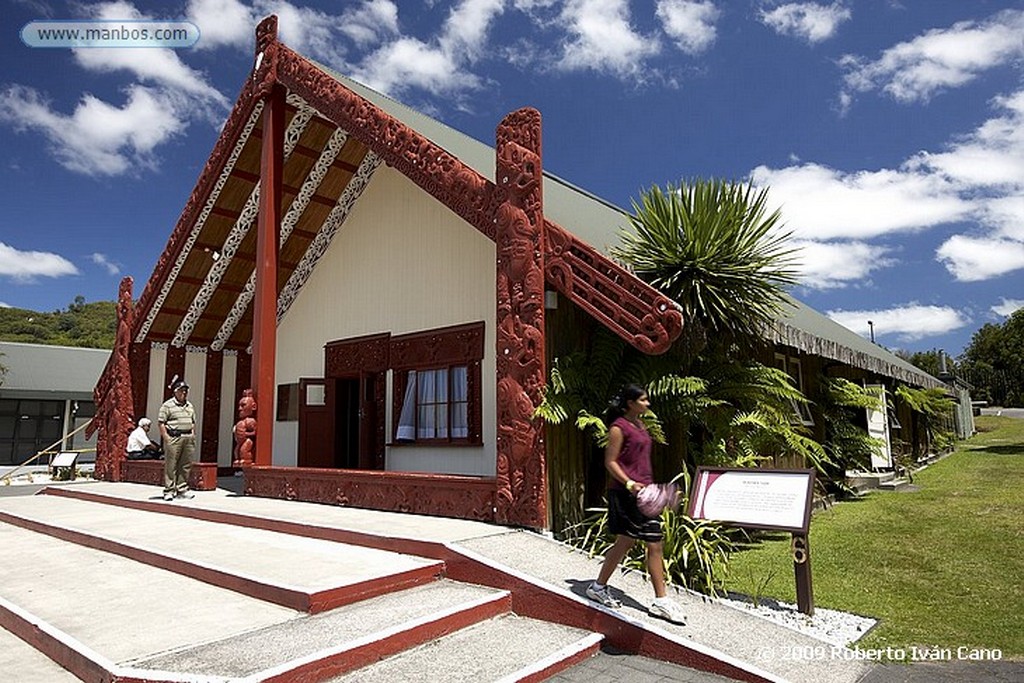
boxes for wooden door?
[298,378,331,468]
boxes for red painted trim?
[513,634,603,683]
[163,345,185,400]
[252,83,285,467]
[243,466,497,522]
[129,342,150,422]
[260,591,510,683]
[0,597,114,683]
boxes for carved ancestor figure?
[233,389,257,467]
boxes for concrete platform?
[12,479,1017,682]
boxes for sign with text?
[687,467,815,532]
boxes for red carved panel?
[545,221,683,354]
[129,341,150,422]
[202,350,223,462]
[163,345,186,399]
[121,460,218,490]
[389,323,484,370]
[243,466,496,522]
[494,110,547,529]
[325,333,390,376]
[92,278,135,482]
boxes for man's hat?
[168,375,189,392]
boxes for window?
[775,352,814,427]
[391,322,484,445]
[396,367,470,441]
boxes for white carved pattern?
[135,101,264,343]
[276,152,382,321]
[172,97,314,347]
[210,126,349,350]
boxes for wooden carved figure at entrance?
[91,277,135,481]
[233,389,257,467]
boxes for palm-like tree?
[613,179,800,347]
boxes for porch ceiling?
[134,93,377,352]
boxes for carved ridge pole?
[494,108,547,529]
[90,277,135,481]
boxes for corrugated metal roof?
[770,298,944,389]
[0,341,109,398]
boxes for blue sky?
[1,0,1022,359]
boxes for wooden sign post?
[687,467,816,615]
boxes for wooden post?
[792,532,814,615]
[252,83,284,467]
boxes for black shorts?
[607,488,663,542]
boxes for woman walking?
[585,384,686,624]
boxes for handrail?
[1,420,94,482]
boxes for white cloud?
[91,253,121,276]
[936,236,1024,282]
[751,163,970,241]
[755,85,1024,287]
[186,0,259,50]
[81,1,229,112]
[555,0,661,78]
[791,239,895,289]
[992,298,1024,317]
[827,304,969,342]
[655,0,720,55]
[760,2,851,44]
[338,0,400,49]
[840,9,1024,105]
[0,84,187,176]
[0,242,79,282]
[441,0,506,61]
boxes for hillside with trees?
[959,308,1024,408]
[0,296,116,349]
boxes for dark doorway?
[335,377,360,468]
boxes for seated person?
[126,418,163,459]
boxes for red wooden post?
[252,83,285,467]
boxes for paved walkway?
[1,478,1020,682]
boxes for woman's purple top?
[608,416,653,490]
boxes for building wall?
[274,165,498,475]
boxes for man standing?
[158,378,196,501]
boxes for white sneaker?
[176,490,195,499]
[585,583,622,608]
[162,492,174,501]
[649,598,686,624]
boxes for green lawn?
[723,415,1024,660]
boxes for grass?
[722,415,1024,660]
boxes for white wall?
[276,165,497,475]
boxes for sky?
[1,0,1022,360]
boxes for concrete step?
[0,490,603,683]
[131,579,513,680]
[0,492,443,612]
[0,620,81,683]
[331,613,602,682]
[0,519,300,673]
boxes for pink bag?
[636,482,681,518]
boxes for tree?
[896,348,955,379]
[612,178,800,348]
[960,309,1024,407]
